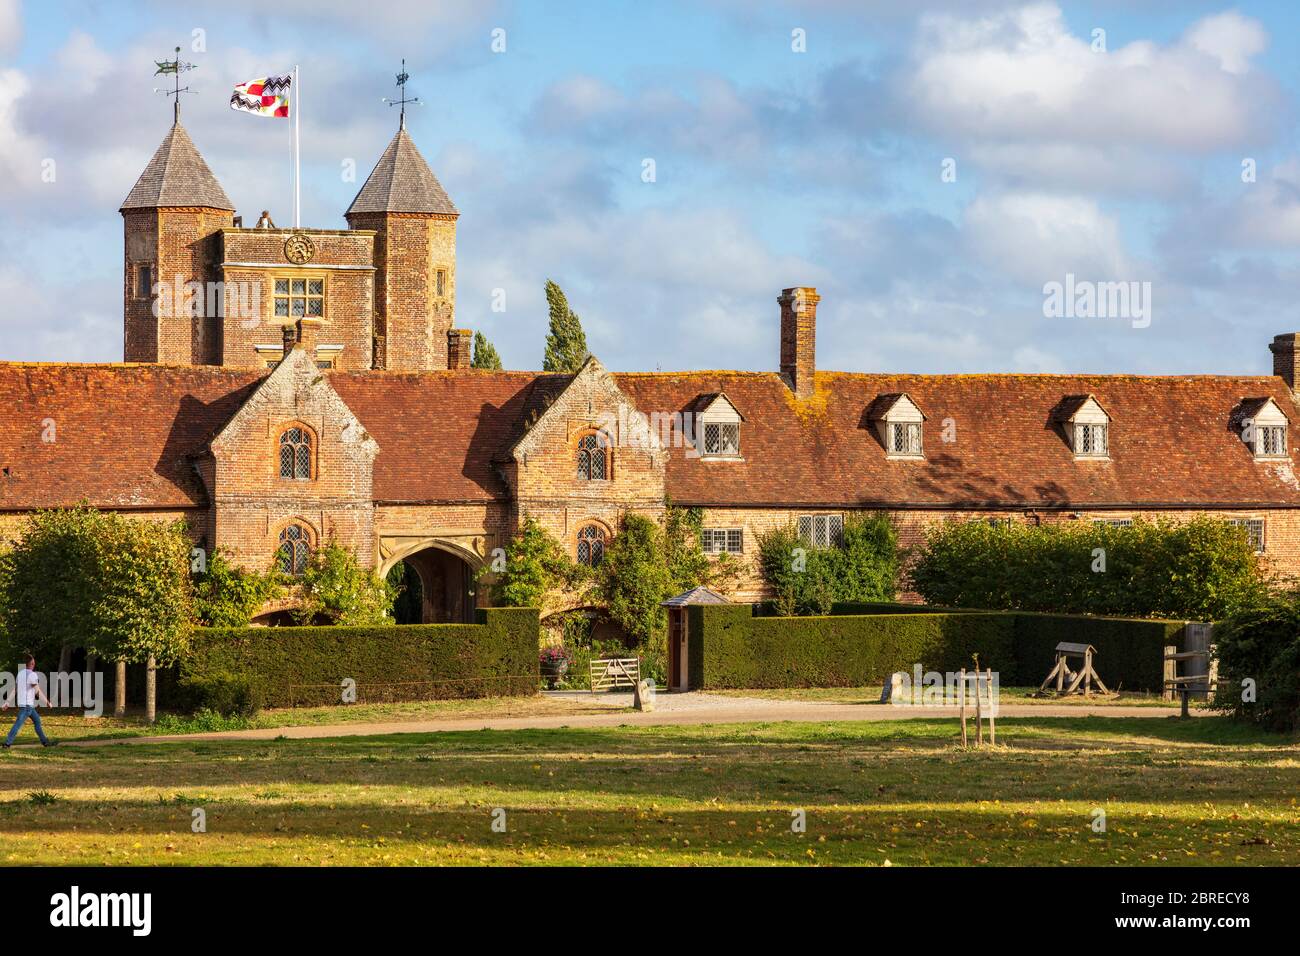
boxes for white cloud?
[906,3,1276,151]
[963,192,1133,286]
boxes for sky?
[2,0,1300,376]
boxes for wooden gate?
[590,657,640,693]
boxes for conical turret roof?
[346,127,457,217]
[120,120,234,211]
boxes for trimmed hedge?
[172,607,539,709]
[1010,613,1184,691]
[690,604,1184,691]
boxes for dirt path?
[54,692,1201,747]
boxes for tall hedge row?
[174,607,539,708]
[690,604,1184,691]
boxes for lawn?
[1,716,1295,866]
[26,693,625,741]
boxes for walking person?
[2,654,57,749]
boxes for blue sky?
[2,0,1300,376]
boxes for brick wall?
[510,361,666,563]
[207,346,379,572]
[346,212,456,370]
[219,229,376,371]
[123,207,232,364]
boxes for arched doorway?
[380,541,480,624]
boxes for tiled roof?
[328,370,564,502]
[0,364,262,511]
[344,128,458,217]
[3,363,1299,513]
[616,371,1300,509]
[120,121,235,211]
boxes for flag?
[230,75,292,118]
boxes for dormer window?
[693,392,744,460]
[1238,397,1290,460]
[867,393,926,459]
[1054,394,1111,460]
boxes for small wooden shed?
[659,587,730,691]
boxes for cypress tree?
[471,331,503,370]
[542,279,590,373]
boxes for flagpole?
[292,64,301,228]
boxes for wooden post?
[975,670,983,747]
[114,659,126,718]
[1163,645,1176,702]
[959,667,967,748]
[145,655,156,724]
[987,667,995,745]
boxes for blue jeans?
[4,707,49,746]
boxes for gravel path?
[52,691,1201,748]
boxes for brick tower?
[344,119,458,370]
[120,112,235,364]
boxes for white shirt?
[15,669,40,707]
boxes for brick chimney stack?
[281,322,298,354]
[448,328,473,369]
[779,287,820,398]
[298,317,322,353]
[1270,333,1300,391]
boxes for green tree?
[192,550,283,628]
[293,542,397,626]
[542,279,590,373]
[471,331,504,370]
[490,516,582,608]
[757,513,899,616]
[907,516,1264,620]
[1211,594,1300,731]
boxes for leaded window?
[577,524,606,565]
[279,426,312,480]
[1228,518,1265,553]
[277,523,311,575]
[1075,423,1108,457]
[576,433,608,480]
[797,514,844,548]
[1258,425,1286,458]
[702,528,743,555]
[274,277,324,319]
[889,422,923,456]
[702,422,740,457]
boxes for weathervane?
[381,59,422,129]
[153,46,197,123]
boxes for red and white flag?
[230,75,292,118]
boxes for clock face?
[284,234,315,264]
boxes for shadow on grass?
[0,799,1293,866]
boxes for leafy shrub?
[154,709,256,734]
[294,542,397,626]
[757,514,899,616]
[908,517,1265,620]
[175,671,262,717]
[491,516,586,608]
[1211,598,1300,732]
[192,550,283,628]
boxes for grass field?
[1,716,1295,866]
[709,686,1192,707]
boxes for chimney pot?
[281,322,298,355]
[1271,333,1300,391]
[448,328,473,370]
[778,286,820,398]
